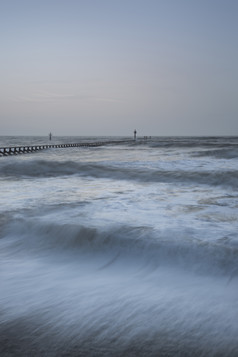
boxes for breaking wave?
[1,159,238,189]
[2,217,238,279]
[1,216,238,356]
[192,148,238,159]
[0,160,238,189]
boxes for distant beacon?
[134,129,137,141]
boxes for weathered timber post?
[134,129,137,141]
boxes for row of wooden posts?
[0,140,133,157]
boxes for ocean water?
[0,136,238,356]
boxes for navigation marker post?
[134,129,137,141]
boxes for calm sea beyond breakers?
[0,135,238,356]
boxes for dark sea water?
[0,136,238,356]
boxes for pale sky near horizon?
[0,0,237,136]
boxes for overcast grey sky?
[1,0,237,136]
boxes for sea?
[0,136,238,356]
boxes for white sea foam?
[0,136,238,356]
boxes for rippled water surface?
[0,136,238,356]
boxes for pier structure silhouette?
[0,139,133,157]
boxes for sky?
[0,0,237,136]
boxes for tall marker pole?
[134,129,137,141]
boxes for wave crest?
[1,159,238,189]
[3,218,238,278]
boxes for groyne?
[0,140,132,157]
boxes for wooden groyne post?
[134,130,137,141]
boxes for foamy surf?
[0,136,238,356]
